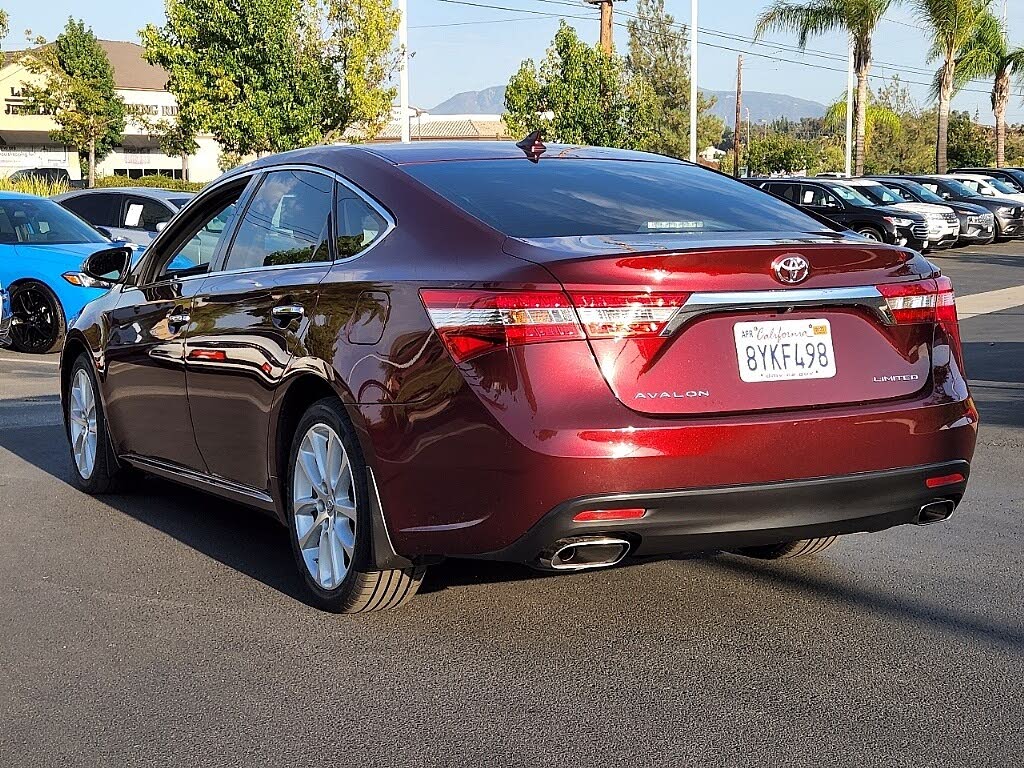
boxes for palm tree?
[754,0,898,176]
[951,11,1024,167]
[824,89,902,162]
[912,0,995,172]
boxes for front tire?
[9,280,66,354]
[735,537,838,560]
[66,354,131,494]
[286,398,425,613]
[855,226,884,242]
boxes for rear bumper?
[478,461,970,563]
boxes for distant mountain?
[430,85,507,114]
[430,85,827,125]
[704,89,827,124]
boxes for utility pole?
[689,0,698,162]
[844,35,854,176]
[399,0,410,143]
[733,55,742,177]
[586,0,615,54]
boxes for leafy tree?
[755,0,897,176]
[747,133,816,174]
[19,19,127,187]
[503,21,655,149]
[912,0,994,172]
[867,77,935,173]
[0,10,8,44]
[824,88,901,156]
[952,11,1024,167]
[626,0,723,158]
[947,109,995,166]
[140,0,398,155]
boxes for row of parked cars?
[0,187,194,353]
[746,168,1024,251]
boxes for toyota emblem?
[772,254,810,284]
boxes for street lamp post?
[399,0,410,143]
[689,0,698,163]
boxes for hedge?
[94,174,206,193]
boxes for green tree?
[503,21,655,149]
[0,10,9,44]
[755,0,899,176]
[626,0,723,158]
[824,88,901,156]
[867,76,935,173]
[140,0,398,155]
[747,132,817,174]
[947,109,995,166]
[19,19,127,187]
[912,0,994,172]
[951,11,1024,167]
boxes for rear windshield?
[403,159,828,238]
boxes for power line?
[411,14,560,28]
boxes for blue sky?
[5,0,1023,122]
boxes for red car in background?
[60,141,976,612]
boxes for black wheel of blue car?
[9,281,65,354]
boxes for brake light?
[569,292,690,338]
[420,289,584,363]
[878,276,964,370]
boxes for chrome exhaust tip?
[916,499,956,525]
[538,536,631,571]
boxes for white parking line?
[0,356,60,366]
[957,284,1024,319]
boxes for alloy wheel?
[69,369,98,480]
[11,285,58,352]
[292,423,357,590]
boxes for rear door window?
[403,159,826,238]
[122,196,175,231]
[764,182,799,202]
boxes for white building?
[0,41,222,182]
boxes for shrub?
[94,174,206,192]
[0,177,71,197]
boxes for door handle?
[271,304,305,325]
[167,311,190,326]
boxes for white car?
[842,178,960,249]
[942,173,1024,205]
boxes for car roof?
[55,187,194,201]
[0,190,50,200]
[941,173,993,181]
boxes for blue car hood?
[14,241,127,267]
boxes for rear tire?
[735,536,838,560]
[66,354,132,494]
[286,398,425,613]
[855,226,883,242]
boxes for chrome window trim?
[662,285,895,336]
[205,164,397,279]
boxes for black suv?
[749,178,930,251]
[868,177,995,245]
[893,175,1024,240]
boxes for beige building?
[0,40,222,182]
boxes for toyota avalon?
[59,141,977,612]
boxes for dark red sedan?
[60,141,977,612]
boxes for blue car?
[0,192,123,353]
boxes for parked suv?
[60,143,976,612]
[950,167,1024,191]
[868,177,995,245]
[841,178,959,250]
[896,175,1024,240]
[750,177,931,250]
[53,188,196,246]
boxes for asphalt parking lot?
[1,243,1022,767]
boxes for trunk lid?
[505,234,936,416]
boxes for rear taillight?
[422,289,690,363]
[420,289,584,363]
[877,276,964,368]
[570,292,690,338]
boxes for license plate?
[733,319,837,382]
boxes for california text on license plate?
[733,318,837,382]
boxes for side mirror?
[82,246,132,284]
[156,221,168,232]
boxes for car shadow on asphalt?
[933,252,1024,270]
[960,340,1024,430]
